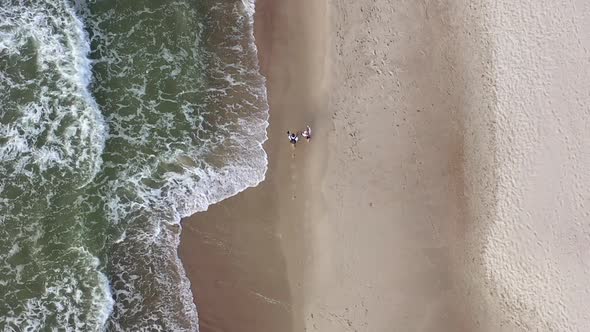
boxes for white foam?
[0,1,111,329]
[0,0,107,181]
[241,0,256,16]
[1,0,269,330]
[7,243,20,258]
[92,1,269,329]
[0,246,113,331]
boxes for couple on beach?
[287,125,311,145]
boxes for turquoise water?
[0,0,268,330]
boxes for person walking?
[301,125,311,141]
[287,131,299,145]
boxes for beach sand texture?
[460,1,590,331]
[180,0,590,331]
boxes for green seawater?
[0,0,267,330]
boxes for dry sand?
[459,1,590,331]
[309,1,466,330]
[179,0,590,331]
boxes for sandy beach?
[180,0,590,331]
[179,0,327,330]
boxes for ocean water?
[0,0,268,330]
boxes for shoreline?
[179,0,327,330]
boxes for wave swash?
[0,0,268,330]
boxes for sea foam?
[0,0,111,330]
[0,0,269,330]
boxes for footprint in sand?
[289,159,297,199]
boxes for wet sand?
[179,0,326,330]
